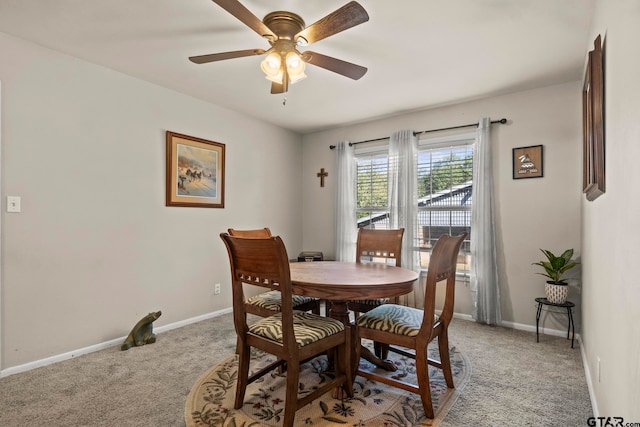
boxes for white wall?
[0,33,303,370]
[582,0,640,419]
[302,81,583,329]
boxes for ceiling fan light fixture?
[285,51,307,84]
[260,51,283,83]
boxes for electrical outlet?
[214,283,221,295]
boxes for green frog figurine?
[120,311,162,351]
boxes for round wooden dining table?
[289,261,419,371]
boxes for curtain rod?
[329,118,507,149]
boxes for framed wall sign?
[166,131,225,208]
[512,145,543,179]
[582,34,605,201]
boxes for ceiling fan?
[189,0,369,94]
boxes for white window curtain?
[388,130,422,307]
[334,141,357,262]
[470,118,501,324]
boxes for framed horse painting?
[166,131,225,208]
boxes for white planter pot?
[545,282,568,304]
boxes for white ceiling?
[0,0,594,134]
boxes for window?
[356,150,389,229]
[416,135,473,272]
[354,133,474,273]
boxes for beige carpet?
[0,315,592,426]
[185,342,471,426]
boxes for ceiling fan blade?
[211,0,276,40]
[189,49,265,64]
[302,51,367,80]
[295,1,369,45]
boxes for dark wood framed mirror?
[582,34,605,201]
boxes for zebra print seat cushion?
[357,304,429,337]
[248,311,345,347]
[349,298,389,307]
[246,290,317,311]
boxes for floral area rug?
[185,341,470,427]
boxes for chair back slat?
[228,227,272,238]
[356,228,404,267]
[225,229,282,290]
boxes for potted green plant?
[532,249,580,304]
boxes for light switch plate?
[7,196,21,213]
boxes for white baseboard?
[153,307,233,334]
[500,318,572,338]
[579,335,599,417]
[445,311,571,339]
[0,307,233,379]
[451,312,474,321]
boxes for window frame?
[416,132,475,275]
[353,132,475,276]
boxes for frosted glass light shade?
[286,51,307,84]
[260,51,284,83]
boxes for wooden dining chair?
[220,233,353,427]
[227,228,320,317]
[346,228,405,317]
[355,232,467,419]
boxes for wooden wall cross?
[317,168,328,187]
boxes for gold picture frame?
[512,145,543,179]
[166,131,225,208]
[582,34,605,201]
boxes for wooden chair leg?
[234,344,250,409]
[415,346,435,419]
[283,361,300,427]
[373,341,381,358]
[354,337,363,380]
[382,343,390,360]
[438,330,454,388]
[373,342,390,360]
[342,332,354,397]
